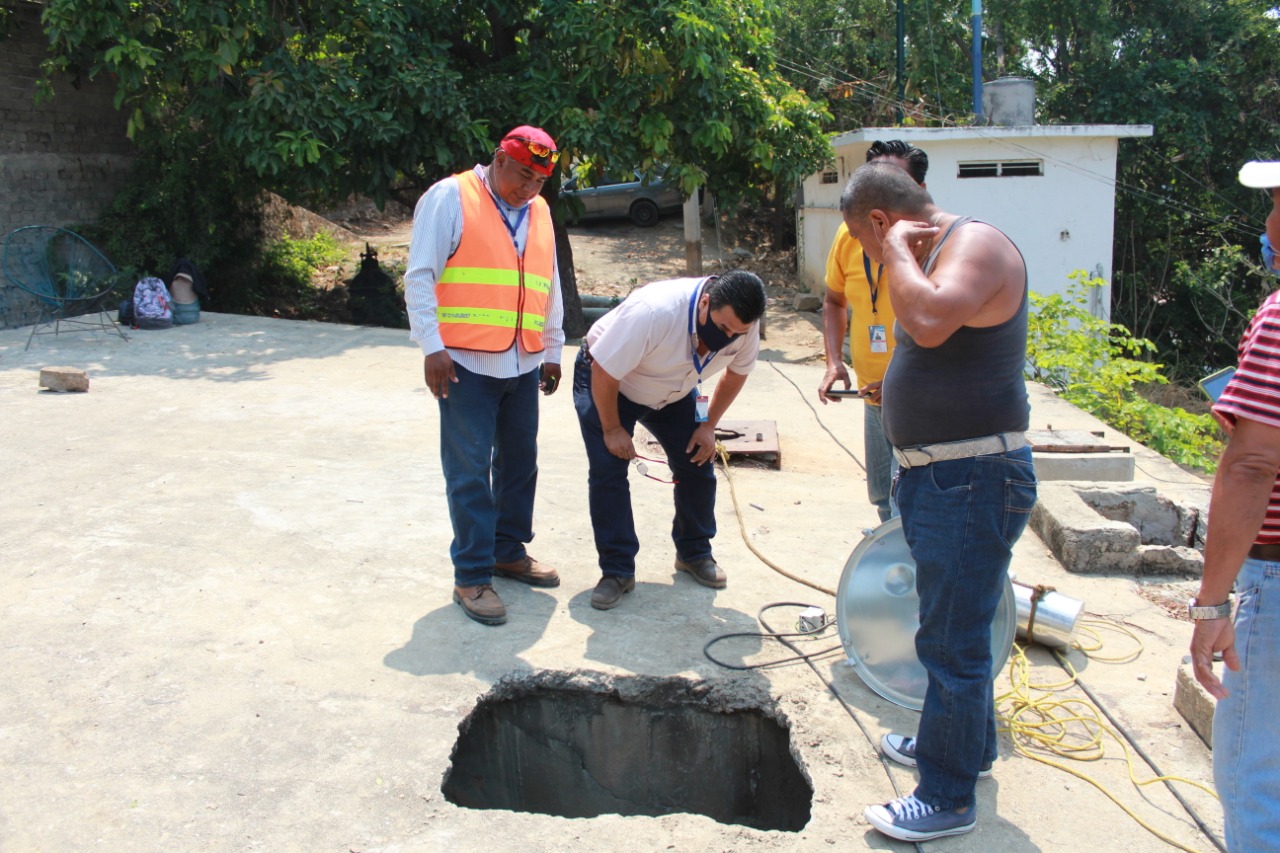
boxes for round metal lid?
[835,517,1017,711]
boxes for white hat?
[1238,161,1280,189]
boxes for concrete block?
[1033,450,1135,482]
[39,366,89,392]
[1174,659,1214,749]
[792,293,822,312]
[1031,481,1208,576]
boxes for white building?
[797,124,1153,319]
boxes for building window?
[820,170,839,184]
[958,160,1043,178]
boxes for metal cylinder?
[1012,581,1083,648]
[982,77,1036,126]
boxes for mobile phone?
[540,374,559,393]
[824,388,867,397]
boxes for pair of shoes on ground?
[591,557,727,610]
[454,556,560,626]
[864,732,990,842]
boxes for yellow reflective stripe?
[438,307,518,326]
[523,273,551,295]
[521,312,546,331]
[438,267,520,286]
[437,267,551,295]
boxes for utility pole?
[971,0,984,122]
[896,0,905,124]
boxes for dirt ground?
[341,210,823,356]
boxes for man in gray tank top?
[841,162,1038,843]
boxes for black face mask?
[697,308,740,352]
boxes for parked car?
[560,167,683,227]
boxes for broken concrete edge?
[1032,481,1209,578]
[470,668,784,715]
[449,669,816,783]
[1174,660,1215,750]
[38,365,89,392]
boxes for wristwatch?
[1187,597,1233,621]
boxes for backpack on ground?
[132,277,173,330]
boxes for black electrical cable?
[702,602,843,670]
[1051,650,1227,853]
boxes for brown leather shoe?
[493,555,561,588]
[590,575,636,610]
[674,556,727,589]
[453,584,507,625]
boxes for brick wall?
[1,2,136,329]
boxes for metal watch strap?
[1187,598,1233,620]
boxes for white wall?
[798,125,1152,319]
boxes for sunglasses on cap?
[511,137,560,168]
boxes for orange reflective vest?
[435,170,554,353]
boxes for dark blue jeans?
[895,446,1037,810]
[572,348,716,578]
[438,363,540,587]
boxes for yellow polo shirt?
[824,222,898,392]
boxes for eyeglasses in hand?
[633,454,678,484]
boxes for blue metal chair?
[2,225,129,349]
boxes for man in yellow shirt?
[818,140,929,522]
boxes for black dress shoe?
[674,556,727,589]
[591,575,636,610]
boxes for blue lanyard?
[481,170,529,247]
[862,252,883,316]
[498,203,528,246]
[688,282,715,376]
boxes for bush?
[210,233,346,319]
[79,134,264,307]
[1026,271,1223,473]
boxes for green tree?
[990,0,1280,380]
[773,0,1280,380]
[37,0,832,333]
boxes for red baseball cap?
[499,126,560,176]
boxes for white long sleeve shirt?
[403,164,565,377]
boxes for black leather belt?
[1249,543,1280,561]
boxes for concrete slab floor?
[0,311,1222,852]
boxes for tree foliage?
[1027,272,1222,473]
[37,0,832,332]
[771,0,1280,381]
[38,0,831,209]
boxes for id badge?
[869,324,888,353]
[695,394,710,423]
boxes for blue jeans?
[894,446,1037,811]
[864,402,898,523]
[438,363,540,587]
[1213,556,1280,851]
[572,348,717,578]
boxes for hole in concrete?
[442,672,812,831]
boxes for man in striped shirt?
[1191,160,1280,851]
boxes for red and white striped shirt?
[1215,289,1280,543]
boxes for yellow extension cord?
[715,445,1220,853]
